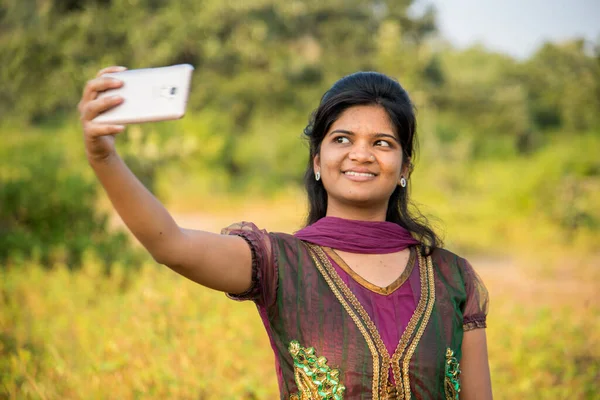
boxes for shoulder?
[429,247,468,269]
[220,221,309,257]
[269,231,314,261]
[430,246,489,297]
[428,247,490,325]
[428,247,476,285]
[220,221,291,242]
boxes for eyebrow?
[329,129,400,143]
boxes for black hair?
[302,71,441,254]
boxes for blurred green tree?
[0,143,141,270]
[522,39,600,132]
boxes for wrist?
[86,150,119,167]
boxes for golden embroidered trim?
[444,348,461,400]
[309,245,435,399]
[305,244,382,400]
[325,248,416,296]
[307,244,435,400]
[386,385,399,400]
[401,254,436,400]
[390,252,432,395]
[311,245,390,397]
[288,340,346,400]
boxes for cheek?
[382,156,403,177]
[323,157,340,171]
[320,148,344,172]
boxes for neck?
[325,201,388,222]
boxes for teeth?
[345,171,375,177]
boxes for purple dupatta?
[294,216,420,253]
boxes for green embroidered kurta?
[222,222,489,399]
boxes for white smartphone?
[93,64,194,125]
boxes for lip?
[342,169,378,182]
[344,168,377,174]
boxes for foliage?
[1,0,599,187]
[0,139,141,270]
[399,133,599,258]
[522,40,600,133]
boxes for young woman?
[79,67,492,400]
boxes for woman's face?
[314,104,407,215]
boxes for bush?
[0,143,141,270]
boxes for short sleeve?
[220,222,277,308]
[459,257,489,331]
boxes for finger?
[81,95,124,122]
[85,123,125,137]
[96,66,127,78]
[80,76,124,106]
[80,66,127,108]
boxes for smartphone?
[93,64,194,125]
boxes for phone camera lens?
[170,87,177,96]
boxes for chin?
[326,183,395,210]
[337,193,386,207]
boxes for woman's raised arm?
[78,66,253,294]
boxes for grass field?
[2,203,599,400]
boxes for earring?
[315,171,321,181]
[400,177,407,188]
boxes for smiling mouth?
[344,171,377,177]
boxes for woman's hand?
[78,66,127,162]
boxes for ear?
[313,153,321,173]
[398,157,412,184]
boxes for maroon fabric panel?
[328,255,416,355]
[270,234,375,397]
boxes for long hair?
[302,71,441,254]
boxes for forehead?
[328,104,397,137]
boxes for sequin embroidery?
[288,340,346,400]
[444,348,461,400]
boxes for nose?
[349,143,374,162]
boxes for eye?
[375,139,391,147]
[334,136,350,144]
